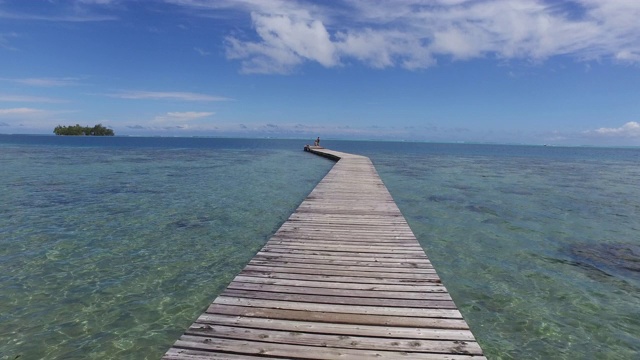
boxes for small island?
[54,124,114,136]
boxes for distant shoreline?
[1,133,639,149]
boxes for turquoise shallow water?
[329,141,640,359]
[1,136,639,359]
[0,136,333,359]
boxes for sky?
[1,0,639,145]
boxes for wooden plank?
[163,148,483,359]
[173,335,486,360]
[221,289,457,309]
[212,296,462,318]
[264,242,426,251]
[185,324,484,355]
[242,265,438,280]
[229,276,447,292]
[164,348,288,360]
[269,234,422,241]
[195,314,477,341]
[252,256,433,268]
[238,270,442,284]
[272,235,421,243]
[254,251,434,263]
[257,249,432,260]
[247,260,437,273]
[225,282,453,301]
[207,304,470,329]
[264,243,427,252]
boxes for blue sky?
[1,0,639,145]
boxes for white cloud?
[0,107,76,120]
[76,0,118,4]
[226,36,303,74]
[335,29,435,69]
[109,90,232,102]
[615,50,640,62]
[0,107,79,131]
[0,10,116,22]
[150,111,214,127]
[0,77,81,87]
[252,12,336,67]
[0,5,117,22]
[75,0,116,4]
[0,32,18,50]
[0,107,46,116]
[588,122,640,138]
[226,11,338,74]
[172,0,640,73]
[0,94,66,103]
[194,47,210,56]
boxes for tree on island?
[54,124,114,136]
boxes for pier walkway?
[164,148,485,359]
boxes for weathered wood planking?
[164,148,485,359]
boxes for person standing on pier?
[314,137,320,146]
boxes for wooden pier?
[164,148,485,359]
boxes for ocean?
[1,135,639,359]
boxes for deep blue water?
[1,135,639,359]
